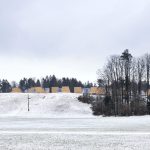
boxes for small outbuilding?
[44,88,50,93]
[27,87,45,93]
[51,87,60,93]
[11,87,22,93]
[74,87,83,93]
[90,87,105,95]
[90,87,98,95]
[34,87,45,93]
[27,87,35,93]
[96,87,106,95]
[83,88,90,94]
[62,86,70,93]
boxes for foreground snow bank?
[0,93,93,118]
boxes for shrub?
[78,95,94,104]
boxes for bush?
[78,95,94,104]
[78,95,148,116]
[130,97,147,115]
[91,96,106,116]
[119,104,130,116]
[92,100,103,116]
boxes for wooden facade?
[11,87,22,93]
[74,87,83,93]
[62,86,70,93]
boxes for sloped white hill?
[0,93,93,118]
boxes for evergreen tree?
[27,78,36,88]
[19,78,28,92]
[36,79,41,87]
[42,78,47,89]
[50,75,58,87]
[121,49,132,114]
[1,80,11,93]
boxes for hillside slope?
[0,93,93,118]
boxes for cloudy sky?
[0,0,150,83]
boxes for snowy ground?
[1,133,150,150]
[0,93,150,149]
[0,93,92,118]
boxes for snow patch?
[0,93,93,118]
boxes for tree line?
[96,49,150,116]
[0,75,94,93]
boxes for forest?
[94,49,150,116]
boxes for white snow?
[0,133,150,150]
[0,93,93,118]
[0,93,150,149]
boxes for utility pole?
[28,94,31,112]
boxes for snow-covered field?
[0,93,150,150]
[1,133,150,150]
[0,93,92,118]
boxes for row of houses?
[11,86,106,95]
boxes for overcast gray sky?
[0,0,150,83]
